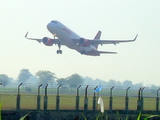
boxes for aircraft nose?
[47,21,58,31]
[47,20,59,34]
[47,22,53,30]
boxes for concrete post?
[125,87,130,113]
[0,83,2,102]
[44,84,48,111]
[16,83,22,111]
[84,85,89,112]
[43,84,48,120]
[37,84,42,111]
[109,86,114,112]
[76,85,81,111]
[156,88,160,111]
[56,85,61,111]
[137,87,142,111]
[93,86,98,111]
[141,87,145,111]
[0,83,3,94]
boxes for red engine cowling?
[79,38,89,47]
[42,37,54,46]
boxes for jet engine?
[42,37,54,46]
[79,38,89,47]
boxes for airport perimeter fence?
[0,83,160,113]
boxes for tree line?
[0,69,158,90]
[0,69,83,89]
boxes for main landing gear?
[80,51,86,55]
[56,42,62,54]
[57,50,62,54]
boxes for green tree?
[36,70,56,86]
[108,79,116,86]
[123,80,132,87]
[57,78,67,89]
[17,69,31,84]
[66,74,83,89]
[0,74,10,87]
[57,78,66,86]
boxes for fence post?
[109,86,114,112]
[0,83,1,97]
[0,83,3,94]
[137,87,141,111]
[84,85,89,112]
[43,84,48,120]
[56,85,61,111]
[37,84,42,111]
[0,83,1,103]
[0,83,1,89]
[16,83,22,111]
[125,87,130,113]
[141,87,145,111]
[93,86,98,111]
[76,85,81,111]
[156,88,160,112]
[44,84,48,111]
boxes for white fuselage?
[47,20,99,56]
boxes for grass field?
[0,94,158,111]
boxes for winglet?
[24,31,42,43]
[25,32,29,38]
[134,34,138,41]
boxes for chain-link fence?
[0,84,159,111]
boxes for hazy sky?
[0,1,160,86]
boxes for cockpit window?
[51,20,58,24]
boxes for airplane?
[25,20,137,56]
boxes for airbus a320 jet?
[25,20,137,56]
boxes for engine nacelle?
[42,37,54,46]
[79,38,89,47]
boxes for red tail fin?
[94,30,101,49]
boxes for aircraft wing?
[25,32,60,44]
[73,34,138,45]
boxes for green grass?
[0,94,159,110]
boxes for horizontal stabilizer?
[98,51,117,54]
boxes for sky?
[0,0,160,86]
